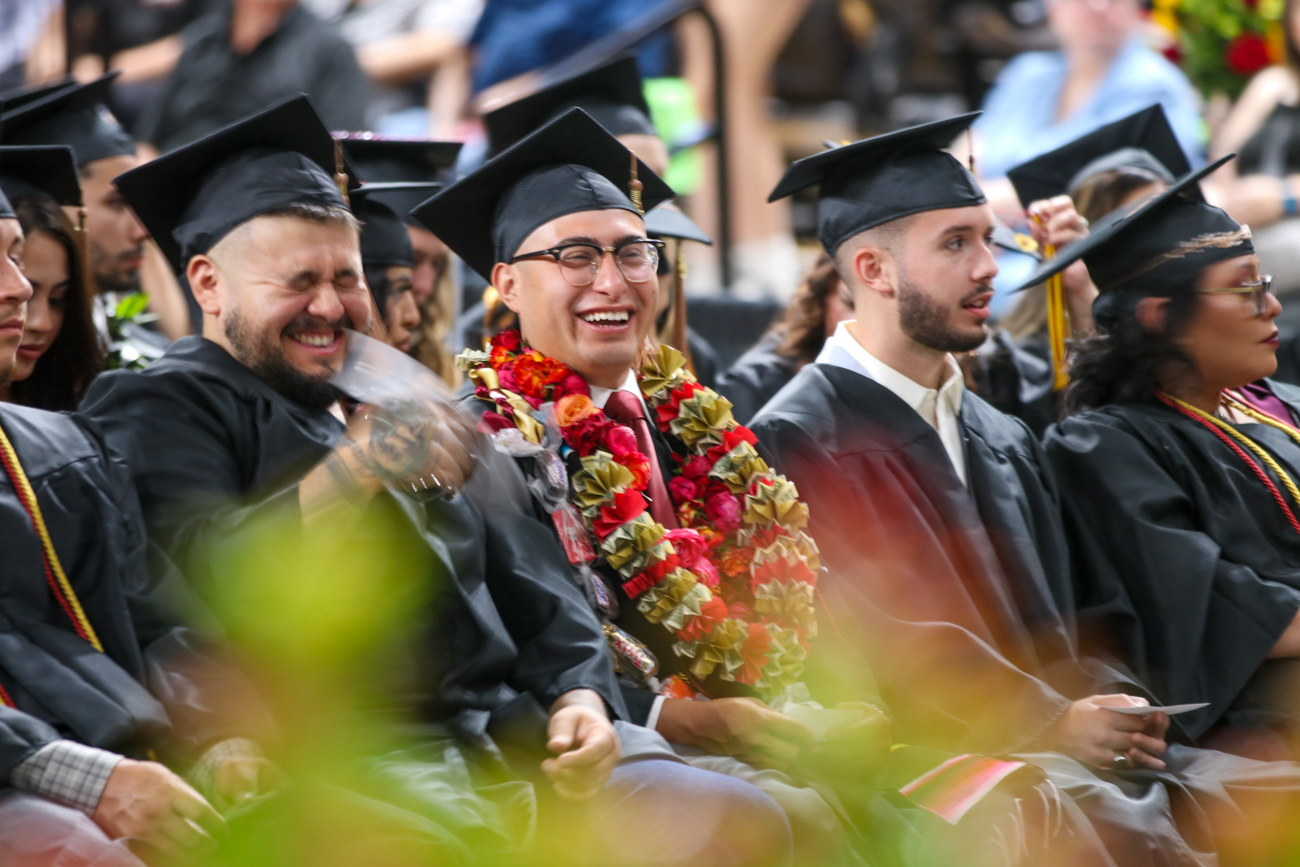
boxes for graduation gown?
[0,402,266,780]
[79,335,623,732]
[714,332,801,425]
[1044,383,1300,745]
[750,363,1300,866]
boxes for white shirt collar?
[816,321,964,421]
[589,368,643,411]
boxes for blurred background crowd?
[8,0,1297,386]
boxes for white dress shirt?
[815,321,968,486]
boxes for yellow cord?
[1040,239,1072,392]
[1162,392,1300,510]
[0,425,104,653]
[1222,390,1300,447]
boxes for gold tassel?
[1042,240,1072,391]
[76,207,85,233]
[628,153,644,215]
[333,139,351,208]
[672,242,695,376]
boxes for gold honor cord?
[0,424,104,653]
[1161,392,1300,515]
[1222,389,1300,448]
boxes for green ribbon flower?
[639,345,691,399]
[603,514,667,575]
[572,452,636,512]
[669,391,735,450]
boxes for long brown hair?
[9,195,104,410]
[767,253,847,369]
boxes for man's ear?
[1134,296,1171,335]
[850,244,895,299]
[187,254,224,317]
[493,262,523,313]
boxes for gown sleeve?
[1044,414,1300,737]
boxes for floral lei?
[456,330,820,700]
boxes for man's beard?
[224,308,347,409]
[89,240,142,295]
[897,271,990,354]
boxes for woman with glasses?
[1033,157,1300,760]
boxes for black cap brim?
[1009,154,1233,293]
[645,202,712,244]
[484,54,650,156]
[0,146,82,207]
[411,107,673,280]
[338,136,463,178]
[1006,105,1189,208]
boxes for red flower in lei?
[458,331,819,699]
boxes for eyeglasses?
[1195,275,1274,316]
[510,239,666,287]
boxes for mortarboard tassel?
[333,139,351,208]
[1038,229,1072,391]
[628,153,643,215]
[76,207,85,233]
[671,242,695,376]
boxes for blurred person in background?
[1,75,193,342]
[973,0,1202,225]
[304,0,484,136]
[645,202,720,387]
[140,0,369,153]
[972,105,1180,434]
[0,0,62,92]
[1205,0,1300,301]
[0,149,278,867]
[0,146,104,411]
[341,136,463,384]
[716,253,855,425]
[65,0,223,135]
[1042,154,1300,765]
[757,115,1300,865]
[86,97,793,866]
[352,184,439,355]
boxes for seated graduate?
[351,183,440,355]
[974,105,1183,434]
[414,107,855,867]
[79,97,792,866]
[0,146,104,410]
[752,113,1300,864]
[716,253,855,425]
[464,53,721,386]
[0,146,276,867]
[1038,154,1300,762]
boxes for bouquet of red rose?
[1156,0,1284,100]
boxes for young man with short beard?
[752,113,1300,864]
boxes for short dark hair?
[258,203,360,233]
[10,194,105,411]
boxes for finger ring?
[1077,217,1090,229]
[1112,753,1130,770]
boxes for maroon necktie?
[604,390,679,529]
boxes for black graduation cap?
[1009,156,1252,329]
[353,183,440,268]
[645,202,712,244]
[337,135,459,227]
[114,94,359,274]
[0,73,135,167]
[1006,105,1189,208]
[769,112,986,255]
[0,146,82,210]
[0,78,77,112]
[411,108,674,281]
[483,54,655,157]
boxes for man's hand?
[656,697,814,772]
[807,702,892,776]
[92,759,226,856]
[211,756,282,813]
[1039,694,1169,771]
[346,400,476,495]
[543,690,621,803]
[1027,195,1098,333]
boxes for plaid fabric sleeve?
[8,740,124,815]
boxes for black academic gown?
[79,336,624,734]
[751,363,1300,866]
[1044,383,1300,746]
[714,332,802,425]
[0,402,267,781]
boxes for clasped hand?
[1041,694,1170,771]
[344,399,477,497]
